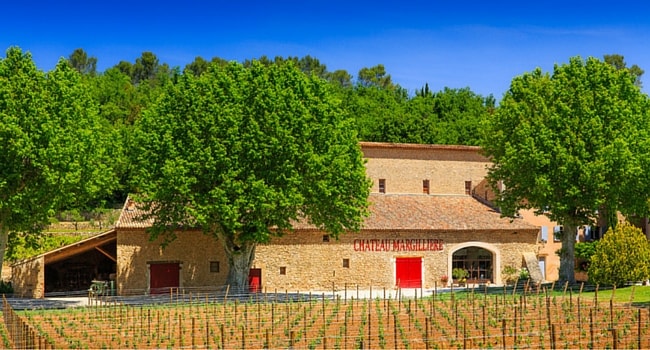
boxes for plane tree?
[0,47,116,267]
[482,56,650,283]
[132,60,371,291]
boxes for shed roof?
[11,229,117,267]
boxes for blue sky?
[3,1,650,98]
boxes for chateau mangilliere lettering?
[353,238,443,252]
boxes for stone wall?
[11,257,44,298]
[116,227,538,293]
[361,144,490,195]
[254,228,539,291]
[117,229,227,294]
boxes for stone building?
[114,142,540,294]
[12,141,548,297]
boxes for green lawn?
[581,285,650,307]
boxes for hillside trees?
[0,47,116,267]
[132,60,371,291]
[482,56,650,283]
[67,48,97,76]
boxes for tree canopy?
[0,47,116,266]
[132,60,371,290]
[482,56,650,283]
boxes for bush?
[0,280,13,294]
[588,223,650,287]
[575,241,599,271]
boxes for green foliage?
[0,280,12,294]
[6,233,84,262]
[482,55,650,283]
[452,267,468,280]
[0,47,117,266]
[501,265,518,284]
[575,241,599,260]
[132,60,371,289]
[588,223,650,287]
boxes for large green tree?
[482,56,650,283]
[0,47,116,267]
[132,61,371,291]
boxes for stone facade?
[116,229,227,294]
[253,229,537,291]
[362,143,489,195]
[11,257,44,298]
[113,142,543,293]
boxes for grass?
[447,284,650,307]
[585,285,650,307]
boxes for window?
[342,259,350,268]
[553,226,563,242]
[378,179,386,193]
[323,235,330,242]
[279,266,287,275]
[209,261,220,273]
[464,181,472,195]
[423,179,430,194]
[540,226,548,243]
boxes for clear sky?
[3,1,650,98]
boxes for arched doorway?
[451,246,494,284]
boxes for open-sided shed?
[11,229,117,298]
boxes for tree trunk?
[558,222,577,284]
[224,243,256,294]
[0,223,8,280]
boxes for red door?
[248,268,262,293]
[150,263,180,294]
[396,257,422,288]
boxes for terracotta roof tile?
[115,197,154,229]
[359,193,537,231]
[117,194,537,233]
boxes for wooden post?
[425,317,430,350]
[463,318,467,349]
[501,319,506,350]
[220,324,225,350]
[551,324,556,350]
[394,314,398,350]
[192,317,196,349]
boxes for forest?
[16,48,499,208]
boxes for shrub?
[575,241,598,271]
[588,223,650,287]
[0,280,13,294]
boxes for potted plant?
[452,268,468,286]
[501,265,518,285]
[440,275,449,285]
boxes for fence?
[2,283,649,349]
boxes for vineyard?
[2,285,650,349]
